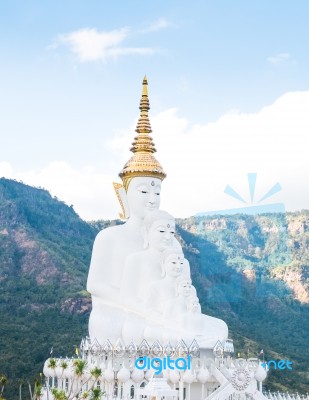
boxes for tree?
[0,375,7,400]
[91,388,103,400]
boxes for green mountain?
[0,178,96,399]
[0,178,308,398]
[176,215,309,394]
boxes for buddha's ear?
[113,182,130,220]
[141,225,148,249]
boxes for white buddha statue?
[145,248,185,315]
[181,296,228,348]
[87,77,167,344]
[120,210,178,344]
[88,177,162,302]
[163,277,196,322]
[120,210,176,314]
[161,278,228,346]
[87,77,229,348]
[119,210,196,344]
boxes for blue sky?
[0,1,309,219]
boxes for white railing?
[264,393,309,400]
[205,382,233,400]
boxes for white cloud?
[0,161,14,177]
[0,161,119,221]
[57,28,156,62]
[141,18,174,33]
[1,91,309,220]
[108,91,309,218]
[267,52,293,65]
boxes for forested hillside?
[176,215,309,394]
[0,178,308,398]
[0,178,96,399]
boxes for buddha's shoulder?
[94,224,126,243]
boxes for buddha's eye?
[170,231,175,235]
[155,192,160,196]
[159,230,166,233]
[138,186,149,194]
[172,261,177,264]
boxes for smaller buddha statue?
[120,210,176,314]
[181,296,228,348]
[163,277,196,322]
[159,277,196,344]
[145,248,185,316]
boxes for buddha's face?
[178,281,192,297]
[164,254,185,278]
[126,177,161,219]
[147,219,175,252]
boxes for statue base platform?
[41,337,269,400]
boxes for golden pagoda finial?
[118,77,166,192]
[142,75,148,96]
[130,75,155,154]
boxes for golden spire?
[119,76,166,191]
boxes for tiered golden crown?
[119,76,166,191]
